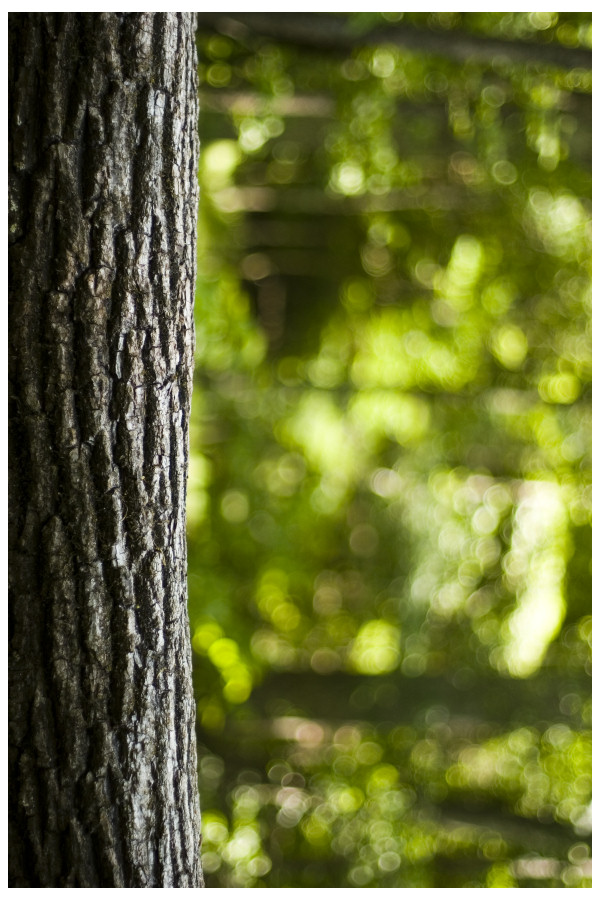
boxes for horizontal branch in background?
[197,12,591,72]
[210,184,494,216]
[200,90,334,118]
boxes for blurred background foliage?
[187,12,591,888]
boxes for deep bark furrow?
[9,13,202,887]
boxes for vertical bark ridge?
[8,13,202,887]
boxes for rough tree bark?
[8,13,203,887]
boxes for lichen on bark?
[8,12,203,887]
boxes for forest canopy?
[187,12,591,889]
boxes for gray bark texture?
[8,12,203,887]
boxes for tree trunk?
[8,13,203,887]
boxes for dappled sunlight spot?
[349,865,374,886]
[350,311,411,389]
[439,723,591,833]
[526,189,590,257]
[251,628,296,667]
[491,159,517,185]
[368,819,393,842]
[220,488,249,523]
[423,345,471,390]
[538,371,581,404]
[471,505,498,535]
[439,234,484,312]
[349,303,481,391]
[270,600,301,632]
[361,243,393,277]
[256,583,285,619]
[238,116,283,153]
[223,824,262,863]
[247,857,272,877]
[370,47,397,78]
[577,616,591,650]
[348,390,430,447]
[500,481,568,677]
[333,753,357,777]
[201,810,230,873]
[370,466,403,498]
[296,720,326,745]
[474,536,501,568]
[313,583,343,616]
[378,851,401,872]
[223,669,253,704]
[481,276,517,315]
[410,737,444,777]
[404,830,436,862]
[330,786,364,814]
[208,637,239,668]
[349,619,401,675]
[490,324,528,370]
[484,480,514,512]
[198,698,225,732]
[187,454,211,530]
[486,862,517,887]
[511,857,562,882]
[479,833,508,861]
[197,636,255,704]
[276,786,311,827]
[341,277,374,313]
[194,273,267,370]
[446,745,498,791]
[302,815,330,847]
[403,328,429,358]
[255,567,289,618]
[201,139,242,189]
[436,581,467,614]
[305,355,345,388]
[502,563,566,677]
[205,62,231,88]
[414,258,441,289]
[349,523,379,557]
[240,251,273,281]
[437,520,467,558]
[266,759,292,783]
[355,741,383,766]
[450,150,485,187]
[366,764,398,794]
[203,814,229,846]
[283,391,362,485]
[232,783,269,819]
[330,161,365,196]
[332,724,361,747]
[201,851,222,875]
[310,477,348,515]
[192,620,224,655]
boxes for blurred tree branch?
[197,12,591,72]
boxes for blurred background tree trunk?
[8,12,203,887]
